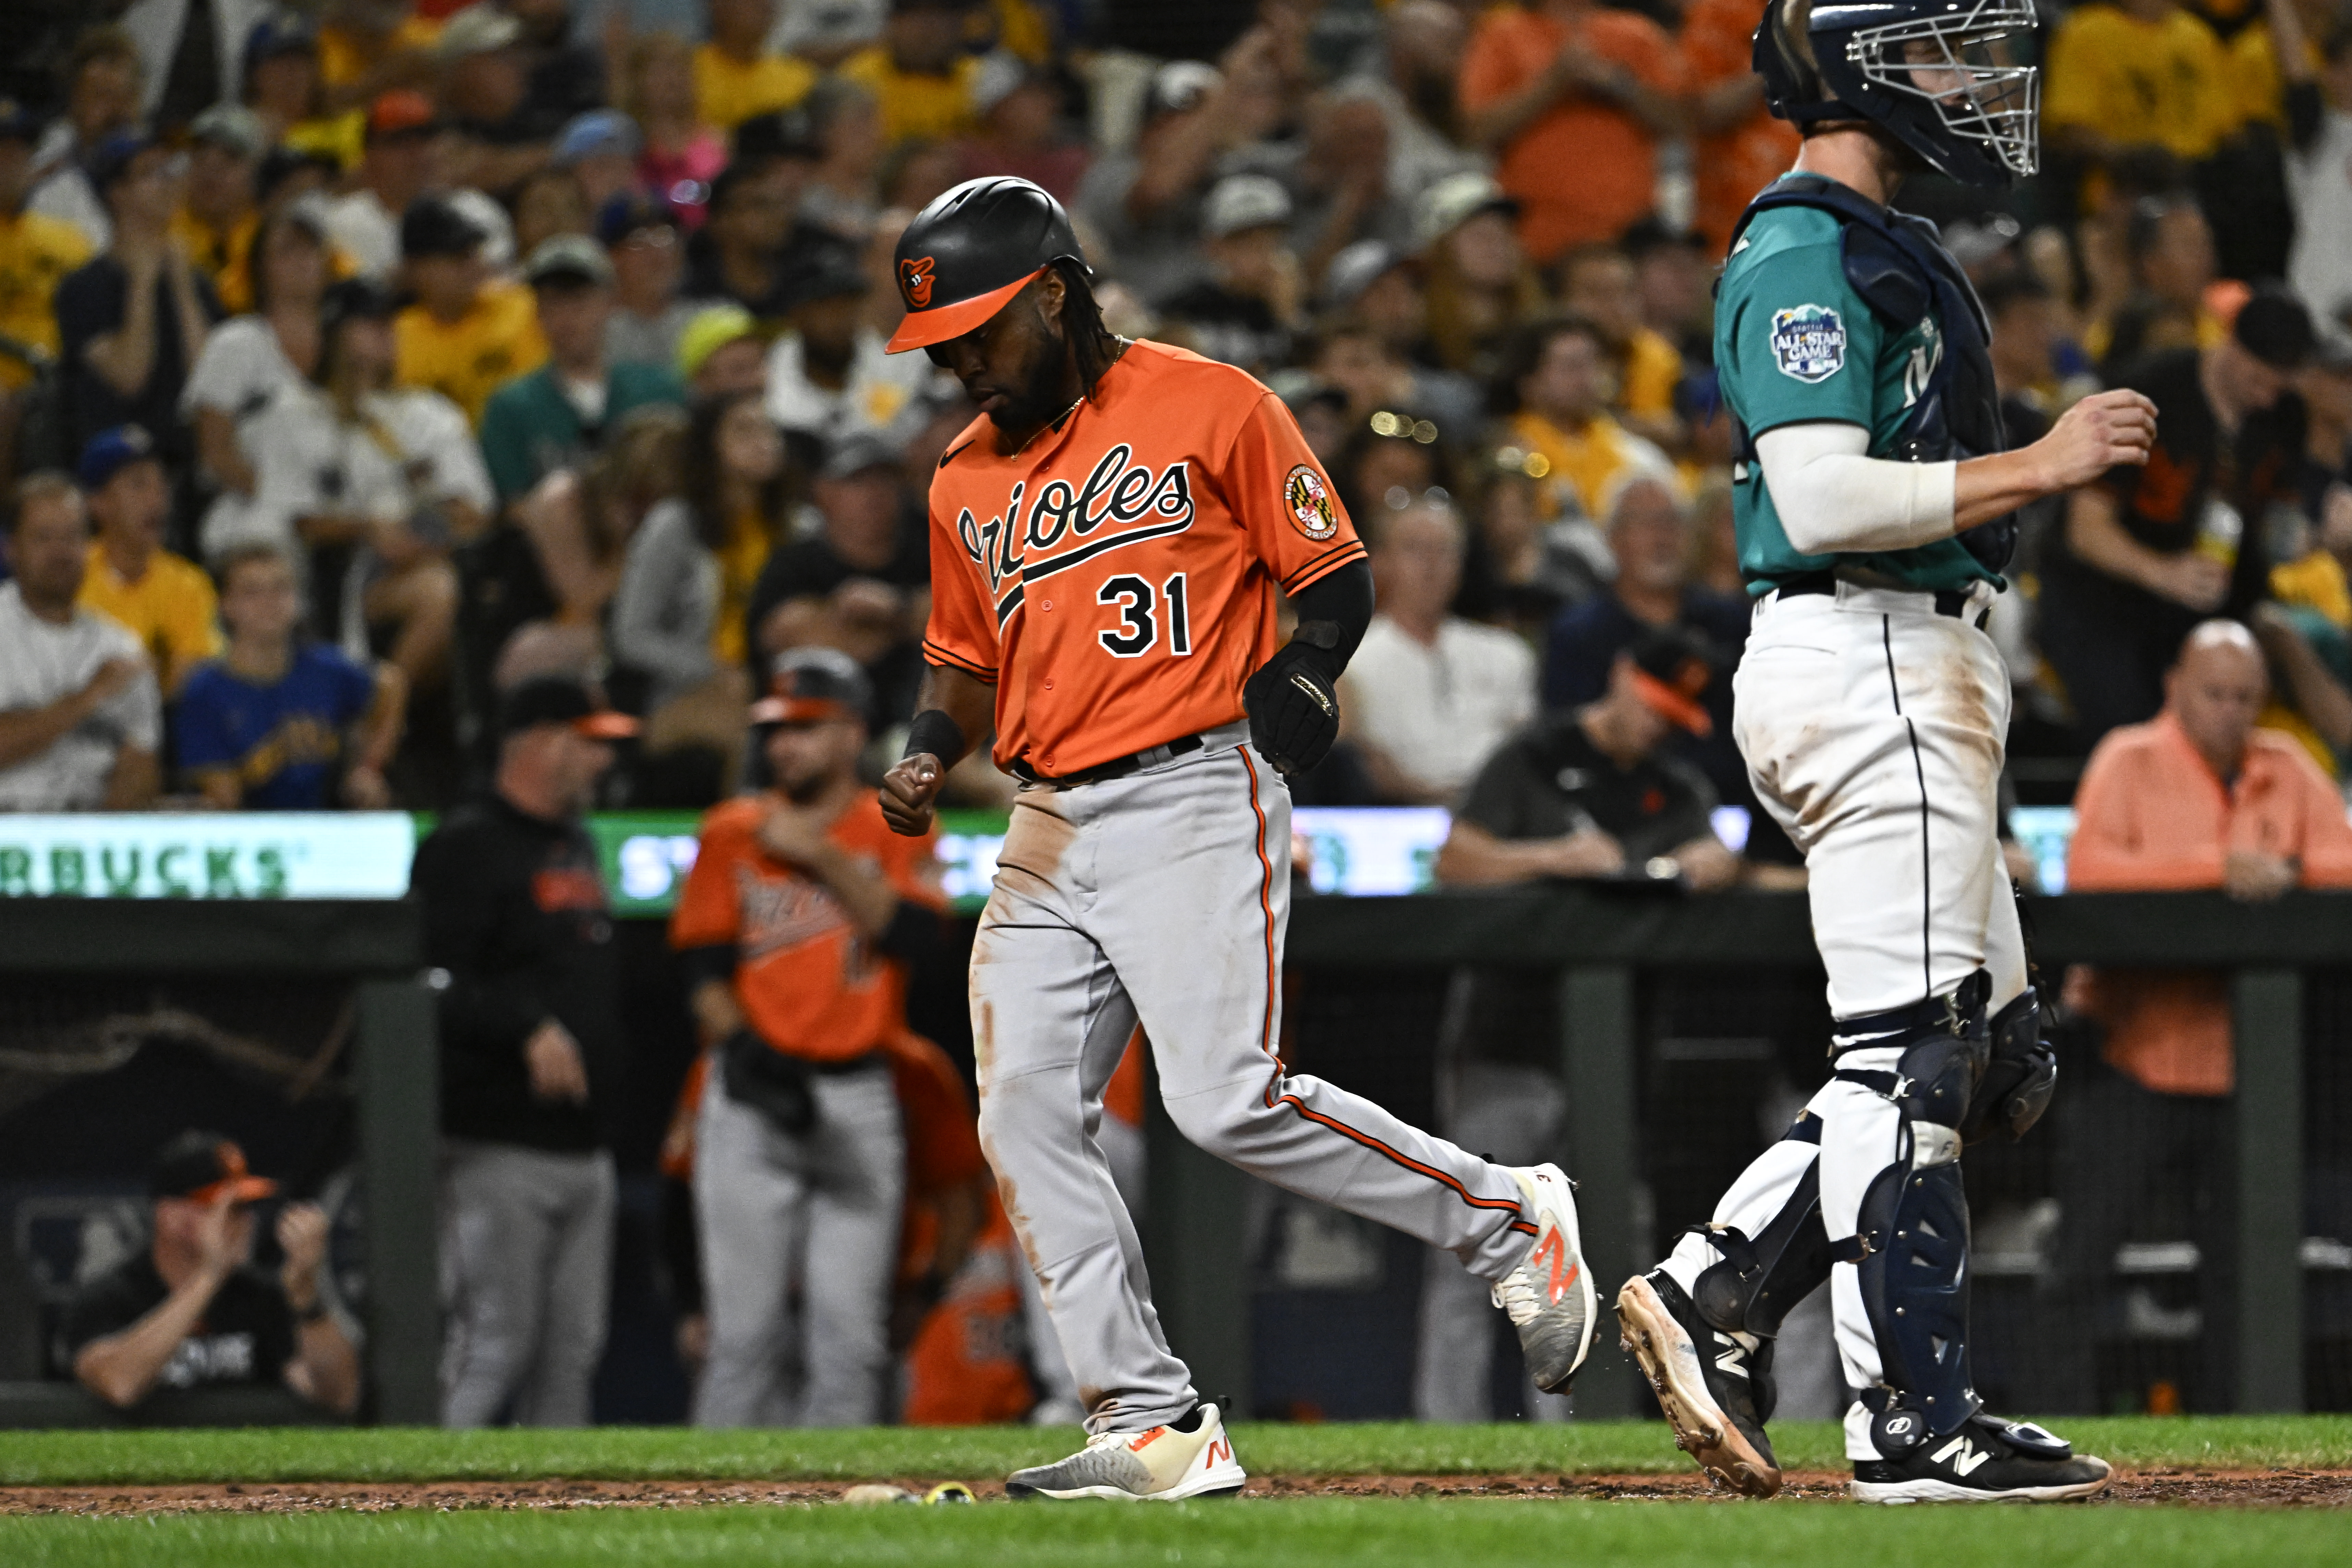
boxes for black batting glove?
[1244,640,1341,775]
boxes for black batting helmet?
[885,176,1089,353]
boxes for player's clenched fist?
[881,754,945,836]
[1244,643,1341,775]
[2030,388,2158,491]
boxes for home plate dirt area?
[2,1467,2347,1513]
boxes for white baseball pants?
[1665,582,2028,1458]
[970,730,1536,1435]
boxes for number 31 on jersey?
[1097,573,1191,659]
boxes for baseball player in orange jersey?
[670,649,947,1426]
[875,177,1598,1502]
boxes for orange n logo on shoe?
[1208,1438,1232,1464]
[1533,1229,1579,1305]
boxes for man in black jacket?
[411,675,637,1426]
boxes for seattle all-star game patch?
[1284,464,1338,540]
[1769,303,1847,384]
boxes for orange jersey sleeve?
[668,799,760,950]
[921,421,1005,685]
[901,1194,1035,1425]
[1218,390,1367,596]
[918,341,1364,777]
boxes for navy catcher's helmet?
[885,177,1088,353]
[1755,0,2039,188]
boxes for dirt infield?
[1,1469,2347,1514]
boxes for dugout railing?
[1145,889,2342,1422]
[1,889,2339,1425]
[0,900,437,1427]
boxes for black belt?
[1775,570,1981,622]
[1008,732,1207,787]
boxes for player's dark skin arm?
[882,665,996,837]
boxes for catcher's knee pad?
[1959,989,2057,1145]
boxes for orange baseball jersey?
[921,339,1367,777]
[669,791,943,1062]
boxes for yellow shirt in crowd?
[714,504,772,671]
[839,48,981,145]
[171,206,260,316]
[394,280,549,428]
[318,16,444,90]
[78,545,222,695]
[694,44,819,133]
[1509,409,1669,525]
[285,112,368,174]
[0,208,94,390]
[2042,3,2243,161]
[1617,328,1684,422]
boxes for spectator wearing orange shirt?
[2049,620,2352,1410]
[1457,0,1685,264]
[1680,0,1801,259]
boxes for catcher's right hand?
[1243,642,1339,775]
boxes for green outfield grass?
[0,1414,2344,1487]
[4,1494,2352,1568]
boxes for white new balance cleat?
[1490,1163,1598,1393]
[1004,1401,1247,1502]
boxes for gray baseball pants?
[693,1054,904,1427]
[438,1139,615,1427]
[971,731,1536,1435]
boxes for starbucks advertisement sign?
[0,814,419,900]
[0,807,1560,909]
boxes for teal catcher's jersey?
[1714,181,2002,598]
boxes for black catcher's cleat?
[1616,1269,1780,1497]
[1851,1411,2112,1504]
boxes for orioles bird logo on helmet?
[899,256,937,309]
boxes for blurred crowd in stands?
[0,0,2346,851]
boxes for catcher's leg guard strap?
[1692,1159,1830,1342]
